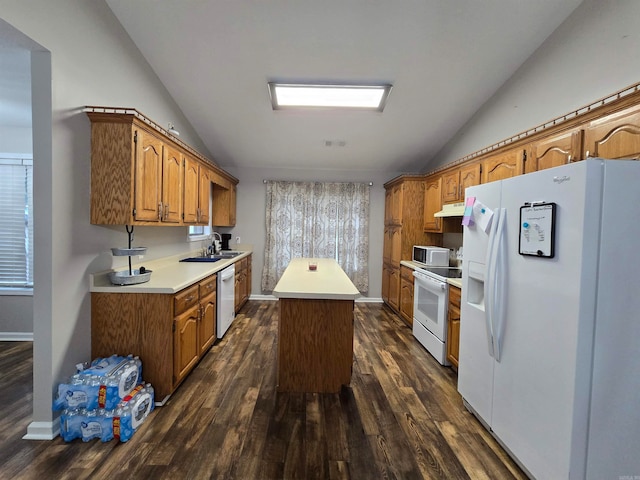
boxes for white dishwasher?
[216,264,235,338]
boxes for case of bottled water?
[53,355,142,411]
[59,383,154,443]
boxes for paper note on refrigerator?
[473,201,494,233]
[461,196,476,226]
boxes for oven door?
[412,270,448,341]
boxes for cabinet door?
[162,145,183,223]
[459,162,482,198]
[229,184,237,226]
[584,105,640,160]
[390,226,402,265]
[388,265,400,312]
[174,305,200,384]
[447,286,461,367]
[212,183,236,227]
[441,170,460,204]
[134,129,163,222]
[199,291,216,355]
[384,188,393,225]
[183,156,200,224]
[383,227,392,264]
[447,306,460,368]
[528,130,583,173]
[482,148,525,184]
[399,269,414,327]
[391,184,403,225]
[234,270,242,314]
[381,262,390,304]
[423,176,442,233]
[198,165,211,225]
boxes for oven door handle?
[413,272,446,292]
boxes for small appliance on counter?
[220,233,233,251]
[412,245,449,267]
[108,226,152,286]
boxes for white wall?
[0,0,215,437]
[226,166,401,300]
[0,126,32,152]
[431,0,640,169]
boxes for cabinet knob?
[566,155,572,164]
[158,202,163,221]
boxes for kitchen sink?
[179,251,242,263]
[213,251,242,259]
[180,257,222,263]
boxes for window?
[0,155,33,288]
[262,181,370,294]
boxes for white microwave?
[412,246,449,267]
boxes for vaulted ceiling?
[2,1,584,173]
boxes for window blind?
[0,157,33,288]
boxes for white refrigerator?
[459,159,640,479]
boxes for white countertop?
[400,260,463,289]
[272,258,360,300]
[90,250,252,294]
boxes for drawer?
[400,265,414,282]
[199,274,217,297]
[449,285,461,309]
[174,284,200,316]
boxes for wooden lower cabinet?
[277,298,354,393]
[173,304,200,385]
[446,285,461,369]
[92,273,217,403]
[387,265,400,312]
[399,265,414,327]
[234,254,252,313]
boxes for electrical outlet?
[236,236,241,244]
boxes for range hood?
[434,202,465,217]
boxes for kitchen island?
[273,258,360,393]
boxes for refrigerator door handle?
[484,209,499,358]
[491,208,507,362]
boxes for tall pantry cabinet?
[382,176,437,324]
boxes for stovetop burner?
[419,266,463,279]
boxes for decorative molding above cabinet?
[86,107,237,226]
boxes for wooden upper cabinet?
[133,129,163,222]
[198,165,212,225]
[441,170,460,204]
[212,181,238,227]
[390,184,403,225]
[423,175,442,233]
[442,162,482,204]
[527,129,583,174]
[459,162,482,198]
[584,105,640,160]
[182,155,200,224]
[162,145,183,223]
[87,110,237,226]
[482,147,525,184]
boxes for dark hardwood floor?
[0,301,526,480]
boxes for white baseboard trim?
[355,297,383,303]
[0,332,33,341]
[248,294,277,301]
[23,421,59,440]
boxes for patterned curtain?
[262,181,369,294]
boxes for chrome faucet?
[212,232,222,254]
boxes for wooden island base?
[277,298,354,393]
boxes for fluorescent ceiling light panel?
[269,83,392,111]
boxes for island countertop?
[272,258,360,300]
